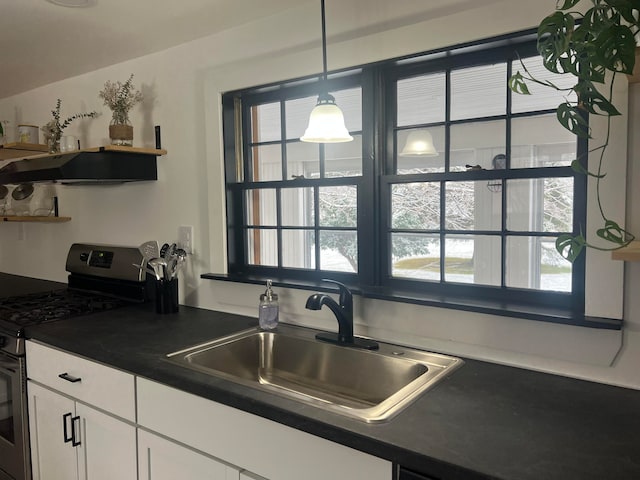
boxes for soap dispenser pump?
[259,279,279,330]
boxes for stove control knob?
[80,252,90,262]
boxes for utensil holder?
[155,278,179,314]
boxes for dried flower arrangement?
[98,74,143,125]
[41,99,98,152]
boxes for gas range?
[0,243,150,356]
[0,243,150,480]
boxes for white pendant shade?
[399,130,438,156]
[300,97,353,143]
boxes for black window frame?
[212,31,616,330]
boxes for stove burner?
[0,289,131,328]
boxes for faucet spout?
[305,280,378,350]
[305,293,353,343]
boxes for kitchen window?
[219,33,592,327]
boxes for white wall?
[1,0,638,389]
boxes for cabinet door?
[28,381,78,480]
[138,429,240,480]
[76,403,137,480]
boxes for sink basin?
[166,324,462,423]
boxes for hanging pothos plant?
[509,0,639,262]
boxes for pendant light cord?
[321,0,328,82]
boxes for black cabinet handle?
[62,412,73,443]
[58,372,82,383]
[71,415,81,447]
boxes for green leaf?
[596,220,628,245]
[508,72,531,95]
[537,12,574,74]
[573,81,621,116]
[593,25,637,74]
[556,0,582,9]
[557,103,591,137]
[571,159,607,178]
[602,0,639,23]
[556,234,586,263]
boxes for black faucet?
[305,280,378,350]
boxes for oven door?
[0,350,29,480]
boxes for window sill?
[201,273,622,331]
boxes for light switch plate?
[178,225,193,255]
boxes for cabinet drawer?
[26,341,135,421]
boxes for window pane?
[247,228,278,266]
[332,87,362,132]
[506,236,571,292]
[511,114,575,168]
[251,102,281,143]
[445,181,501,231]
[507,178,573,232]
[251,145,282,181]
[282,229,316,269]
[286,96,317,140]
[397,73,446,126]
[281,187,314,226]
[245,188,277,226]
[397,126,445,174]
[511,56,578,113]
[450,120,505,172]
[445,235,501,286]
[319,230,357,272]
[287,141,319,179]
[391,183,440,230]
[451,63,507,120]
[391,233,440,280]
[325,134,363,177]
[319,186,357,227]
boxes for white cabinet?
[25,341,391,480]
[26,341,137,480]
[137,378,392,480]
[28,382,77,480]
[138,429,242,480]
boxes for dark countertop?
[7,274,640,480]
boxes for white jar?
[17,124,39,144]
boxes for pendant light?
[300,0,353,143]
[399,130,438,157]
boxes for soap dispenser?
[259,279,279,330]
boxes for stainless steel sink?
[166,324,462,423]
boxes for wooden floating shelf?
[0,144,167,162]
[1,216,71,223]
[611,241,640,261]
[0,142,49,161]
[84,145,168,155]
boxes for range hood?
[0,150,158,185]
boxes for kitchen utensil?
[139,240,160,265]
[160,243,170,259]
[12,183,34,201]
[148,257,168,281]
[167,256,178,279]
[132,262,157,280]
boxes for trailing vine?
[509,0,639,262]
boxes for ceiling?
[0,0,504,100]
